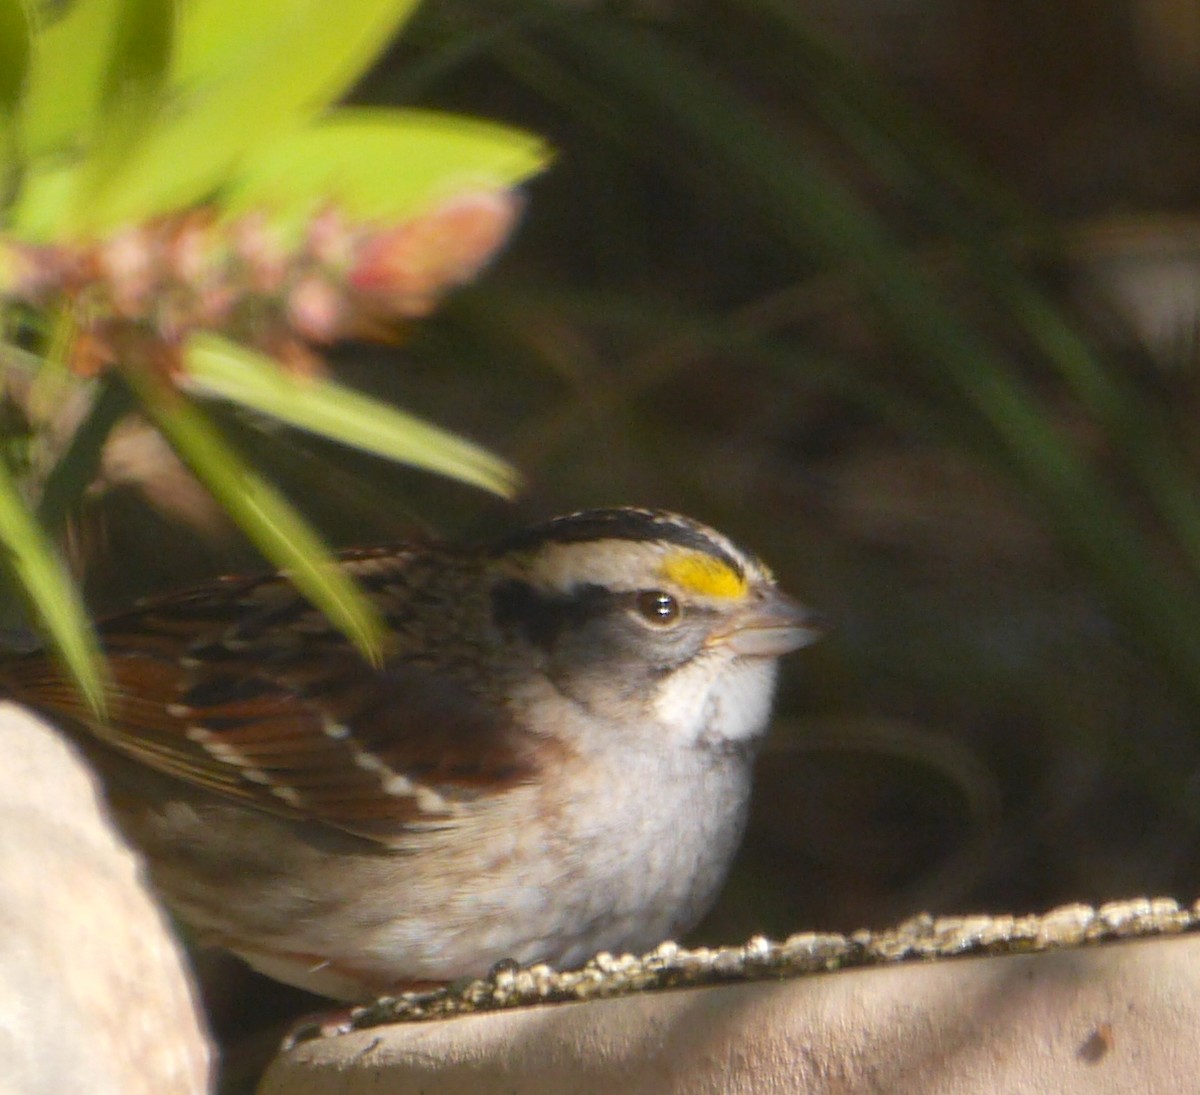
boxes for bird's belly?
[348,752,753,986]
[139,750,753,999]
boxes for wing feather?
[1,550,548,844]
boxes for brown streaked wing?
[1,550,546,844]
[4,644,544,844]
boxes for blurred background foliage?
[9,0,1200,1080]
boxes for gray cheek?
[546,618,692,707]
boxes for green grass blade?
[37,376,134,533]
[223,107,550,227]
[0,455,106,715]
[184,334,520,498]
[123,367,388,665]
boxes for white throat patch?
[652,654,779,751]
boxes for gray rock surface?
[0,702,212,1095]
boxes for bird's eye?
[635,590,681,626]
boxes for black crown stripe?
[492,508,746,579]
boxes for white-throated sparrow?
[3,508,820,1001]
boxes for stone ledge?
[261,930,1200,1094]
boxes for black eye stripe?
[492,581,706,649]
[491,580,614,649]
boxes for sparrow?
[2,507,820,1000]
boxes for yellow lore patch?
[660,551,747,599]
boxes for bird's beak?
[713,589,825,658]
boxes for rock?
[0,702,212,1095]
[260,931,1200,1094]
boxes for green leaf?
[73,0,175,219]
[13,0,143,238]
[8,159,77,237]
[0,454,107,716]
[0,0,32,179]
[122,366,388,665]
[222,107,551,227]
[74,0,421,233]
[184,334,520,498]
[172,0,413,96]
[18,0,120,161]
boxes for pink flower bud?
[96,226,160,318]
[348,190,521,317]
[287,273,346,343]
